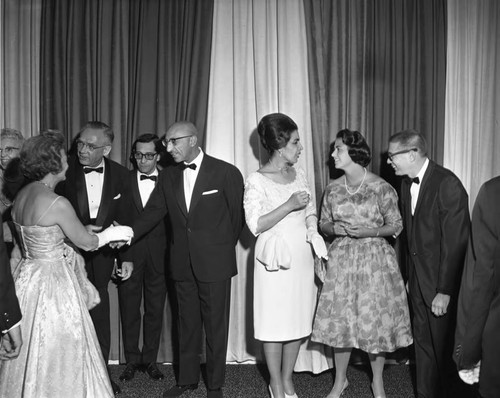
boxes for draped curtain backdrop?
[303,0,447,198]
[444,0,500,206]
[0,0,41,137]
[40,0,213,164]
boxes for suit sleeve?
[437,175,470,295]
[223,165,244,244]
[454,182,499,369]
[0,214,21,332]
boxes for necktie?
[84,167,103,174]
[140,174,157,182]
[180,163,197,170]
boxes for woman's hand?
[344,225,371,238]
[286,191,310,211]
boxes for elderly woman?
[244,113,326,398]
[311,129,412,398]
[0,131,133,397]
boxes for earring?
[278,150,282,157]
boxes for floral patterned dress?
[311,178,412,354]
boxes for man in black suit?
[130,122,244,398]
[118,134,167,382]
[0,213,22,361]
[56,121,132,394]
[454,176,500,398]
[388,129,471,398]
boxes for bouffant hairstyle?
[336,129,371,167]
[257,113,298,154]
[20,131,66,181]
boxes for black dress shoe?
[119,363,138,381]
[145,362,164,380]
[110,379,121,395]
[162,383,198,397]
[207,388,223,398]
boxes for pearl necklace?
[344,168,367,195]
[34,180,54,191]
[268,159,291,173]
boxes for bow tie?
[84,167,103,174]
[180,163,197,170]
[140,174,157,182]
[407,176,420,185]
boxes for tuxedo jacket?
[0,213,21,332]
[55,156,131,258]
[400,160,470,306]
[454,176,500,369]
[133,154,244,283]
[121,169,167,271]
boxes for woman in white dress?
[0,131,133,397]
[244,113,327,398]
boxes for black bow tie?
[140,174,157,182]
[180,163,197,170]
[84,167,103,174]
[407,176,420,185]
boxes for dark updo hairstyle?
[336,129,371,167]
[20,130,66,181]
[257,113,298,154]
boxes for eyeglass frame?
[0,146,21,155]
[76,140,109,152]
[162,135,193,147]
[133,151,158,160]
[387,148,417,162]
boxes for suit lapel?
[189,157,211,213]
[131,171,144,212]
[75,161,90,223]
[413,160,435,220]
[96,158,112,226]
[173,166,188,218]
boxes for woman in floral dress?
[312,129,412,398]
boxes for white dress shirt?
[83,160,105,219]
[137,169,159,207]
[184,149,203,210]
[410,158,429,215]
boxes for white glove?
[458,362,480,385]
[96,225,134,248]
[306,228,328,260]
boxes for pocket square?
[202,189,218,195]
[113,193,121,200]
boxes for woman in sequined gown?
[0,132,133,398]
[311,130,412,398]
[244,113,327,398]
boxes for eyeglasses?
[76,140,109,152]
[162,135,193,147]
[387,148,417,162]
[0,146,20,156]
[133,151,157,160]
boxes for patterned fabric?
[312,178,413,354]
[0,223,113,398]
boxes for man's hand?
[115,261,134,281]
[431,293,450,317]
[0,326,22,360]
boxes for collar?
[414,158,429,183]
[184,148,204,170]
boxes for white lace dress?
[244,167,317,341]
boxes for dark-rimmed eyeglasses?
[76,140,109,152]
[162,135,193,147]
[387,148,417,162]
[133,151,157,160]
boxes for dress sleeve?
[297,167,317,218]
[244,173,267,236]
[378,182,403,237]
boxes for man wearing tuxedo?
[387,129,471,398]
[0,213,22,361]
[454,176,500,398]
[130,122,244,398]
[118,134,167,382]
[55,121,132,394]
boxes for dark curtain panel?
[40,0,214,163]
[304,0,447,195]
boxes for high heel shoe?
[326,379,348,398]
[268,385,274,398]
[285,393,298,398]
